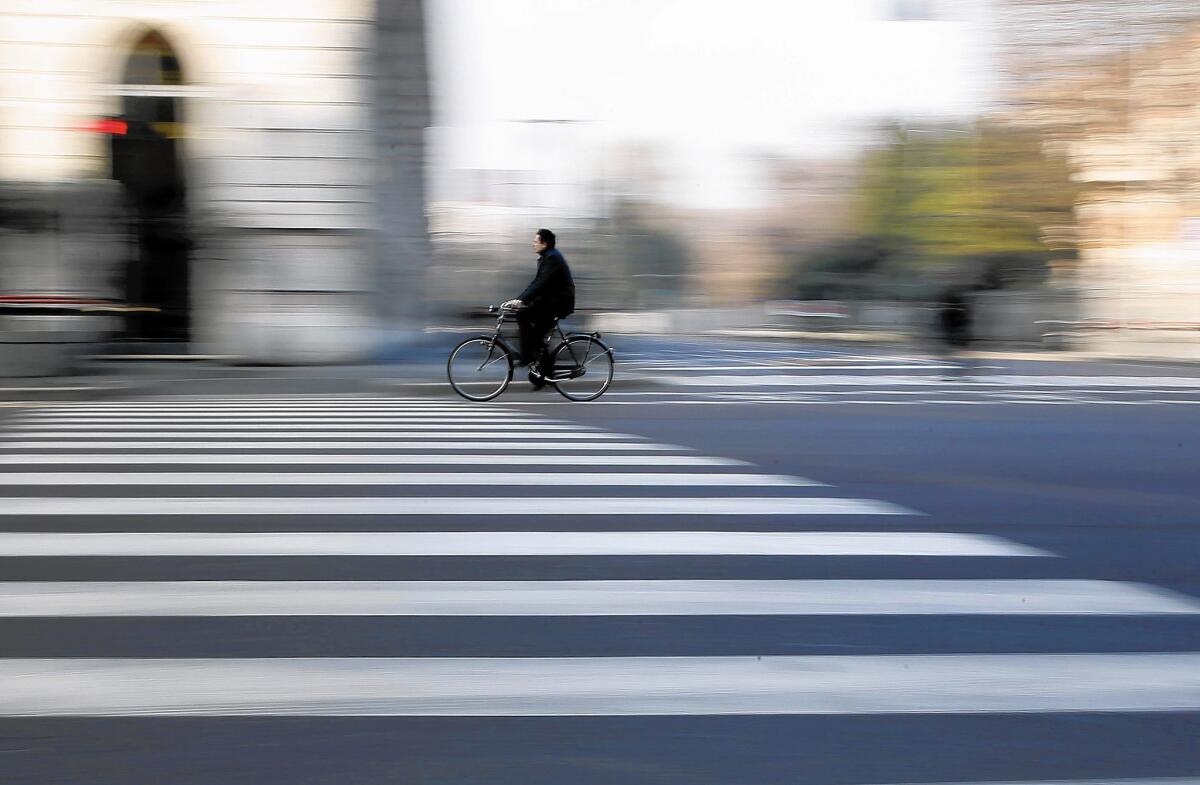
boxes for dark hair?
[536,228,556,248]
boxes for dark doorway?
[109,30,192,343]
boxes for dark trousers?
[517,309,556,366]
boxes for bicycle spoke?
[475,347,505,372]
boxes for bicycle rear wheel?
[447,337,512,401]
[549,336,614,401]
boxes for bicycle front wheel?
[549,336,614,401]
[447,337,513,401]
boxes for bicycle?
[447,305,615,402]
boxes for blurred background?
[3,0,1200,374]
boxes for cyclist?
[501,229,576,387]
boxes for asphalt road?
[1,340,1198,784]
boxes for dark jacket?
[518,247,575,318]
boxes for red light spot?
[81,119,127,135]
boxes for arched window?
[120,30,185,138]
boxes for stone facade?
[0,0,431,363]
[994,1,1200,357]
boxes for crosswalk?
[616,345,1200,405]
[0,395,1197,778]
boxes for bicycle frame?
[479,307,585,370]
[549,328,598,381]
[449,305,612,401]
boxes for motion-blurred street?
[1,337,1197,784]
[5,1,1200,780]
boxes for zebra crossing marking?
[0,496,914,516]
[0,441,682,451]
[10,422,597,431]
[0,530,1050,557]
[4,653,1199,716]
[623,364,958,372]
[1,579,1189,617]
[0,453,741,466]
[655,374,1200,388]
[18,415,557,424]
[0,471,816,487]
[2,393,1195,733]
[2,431,633,440]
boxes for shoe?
[528,368,547,390]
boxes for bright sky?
[425,0,995,207]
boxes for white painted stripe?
[21,415,547,422]
[0,531,1044,557]
[626,355,943,362]
[0,453,734,466]
[658,375,1200,388]
[625,364,957,371]
[0,496,913,516]
[0,472,810,487]
[3,431,630,440]
[19,414,524,421]
[11,423,593,431]
[654,375,945,387]
[0,580,1187,617]
[36,405,511,413]
[28,407,521,414]
[21,417,555,425]
[558,397,1200,408]
[43,397,473,402]
[35,408,501,414]
[24,403,522,409]
[0,440,675,451]
[44,397,476,403]
[4,654,1200,716]
[986,376,1200,388]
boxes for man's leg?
[531,313,555,371]
[516,311,536,366]
[517,310,553,367]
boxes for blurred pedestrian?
[937,286,973,381]
[501,229,576,388]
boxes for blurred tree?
[612,198,691,308]
[856,121,1080,289]
[789,236,894,300]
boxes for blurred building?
[0,0,430,363]
[424,120,622,315]
[995,0,1200,357]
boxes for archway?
[110,29,192,343]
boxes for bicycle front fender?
[481,335,518,358]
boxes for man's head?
[533,228,556,253]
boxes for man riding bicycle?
[446,230,610,401]
[501,229,576,387]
